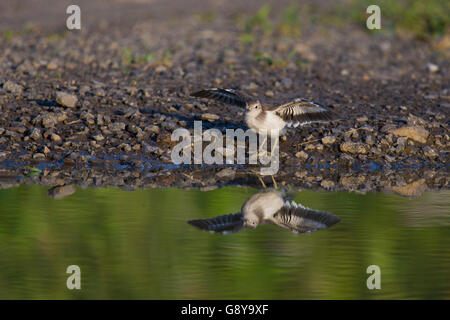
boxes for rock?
[108,122,126,132]
[340,175,365,189]
[423,146,438,159]
[56,91,78,108]
[47,185,76,200]
[29,128,41,140]
[390,179,427,198]
[216,168,235,178]
[3,80,23,95]
[33,153,46,160]
[427,63,439,73]
[388,126,429,144]
[321,180,335,189]
[340,142,368,154]
[322,135,336,145]
[47,59,58,70]
[201,113,220,122]
[92,134,105,142]
[407,114,427,126]
[146,125,160,134]
[265,90,274,97]
[356,116,368,122]
[51,133,62,143]
[365,135,375,145]
[295,151,309,160]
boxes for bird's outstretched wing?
[269,200,340,234]
[190,88,249,108]
[187,212,244,234]
[273,98,337,128]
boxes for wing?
[187,212,244,234]
[190,88,249,107]
[273,98,337,128]
[269,200,340,234]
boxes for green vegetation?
[236,1,448,43]
[2,30,14,41]
[0,185,448,299]
[351,0,449,39]
[279,3,301,37]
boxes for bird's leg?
[256,174,267,189]
[271,175,278,189]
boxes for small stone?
[56,91,78,108]
[47,185,76,200]
[356,116,368,122]
[340,142,368,154]
[388,126,429,144]
[390,179,427,198]
[47,60,58,70]
[51,133,62,143]
[216,168,235,178]
[146,125,160,134]
[427,63,439,73]
[365,135,375,145]
[92,134,105,142]
[322,135,336,145]
[321,180,335,189]
[3,80,23,95]
[423,146,438,159]
[108,122,126,132]
[29,128,41,140]
[33,153,46,160]
[265,90,274,97]
[155,65,167,73]
[201,113,220,122]
[295,151,309,160]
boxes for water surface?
[0,185,449,299]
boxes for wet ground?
[0,0,449,194]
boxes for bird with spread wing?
[187,190,341,235]
[191,88,337,136]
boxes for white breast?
[245,110,286,136]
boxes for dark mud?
[0,0,448,196]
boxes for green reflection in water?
[0,185,448,299]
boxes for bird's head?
[243,216,259,228]
[246,101,262,112]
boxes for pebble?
[321,135,336,145]
[29,128,42,140]
[388,126,429,144]
[201,113,220,122]
[295,151,309,160]
[427,63,439,73]
[51,133,62,143]
[47,185,76,200]
[3,81,23,95]
[216,168,235,178]
[340,142,368,154]
[423,146,438,159]
[56,91,78,108]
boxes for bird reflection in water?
[188,190,340,234]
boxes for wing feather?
[191,88,248,107]
[187,212,244,234]
[274,98,337,127]
[270,201,340,234]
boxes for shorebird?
[187,190,341,234]
[191,88,337,150]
